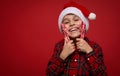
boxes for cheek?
[78,20,82,25]
[64,25,70,30]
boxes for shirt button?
[73,75,76,76]
[87,58,90,60]
[74,59,78,62]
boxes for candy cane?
[62,24,70,42]
[79,22,86,39]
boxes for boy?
[46,2,107,76]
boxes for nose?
[70,21,75,26]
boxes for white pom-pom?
[88,13,96,20]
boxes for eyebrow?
[62,18,69,21]
[62,14,80,22]
[74,15,80,18]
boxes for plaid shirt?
[46,37,107,76]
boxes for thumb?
[64,36,69,45]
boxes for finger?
[77,44,82,50]
[76,38,80,41]
[77,45,79,48]
[68,40,73,44]
[64,37,68,45]
[76,41,80,45]
[72,48,76,52]
[76,38,81,43]
[76,44,80,48]
[78,42,83,46]
[71,43,75,46]
[76,44,80,49]
[76,38,83,41]
[76,42,83,49]
[76,40,82,46]
[70,49,75,54]
[70,45,75,48]
[71,46,76,51]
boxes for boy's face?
[62,14,82,38]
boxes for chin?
[69,34,80,39]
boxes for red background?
[0,0,120,76]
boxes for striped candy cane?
[79,22,86,39]
[62,24,70,42]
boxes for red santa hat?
[58,1,96,33]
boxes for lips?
[69,27,79,32]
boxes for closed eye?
[74,19,79,21]
[64,22,69,24]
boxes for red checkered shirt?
[46,37,107,76]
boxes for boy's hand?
[60,38,75,60]
[76,38,93,54]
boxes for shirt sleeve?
[46,43,66,76]
[86,43,107,76]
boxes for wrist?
[60,54,66,60]
[86,48,93,54]
[60,51,68,60]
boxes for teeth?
[71,28,76,30]
[70,28,77,31]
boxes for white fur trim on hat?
[58,7,89,33]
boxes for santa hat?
[58,1,96,33]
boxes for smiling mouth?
[69,27,80,32]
